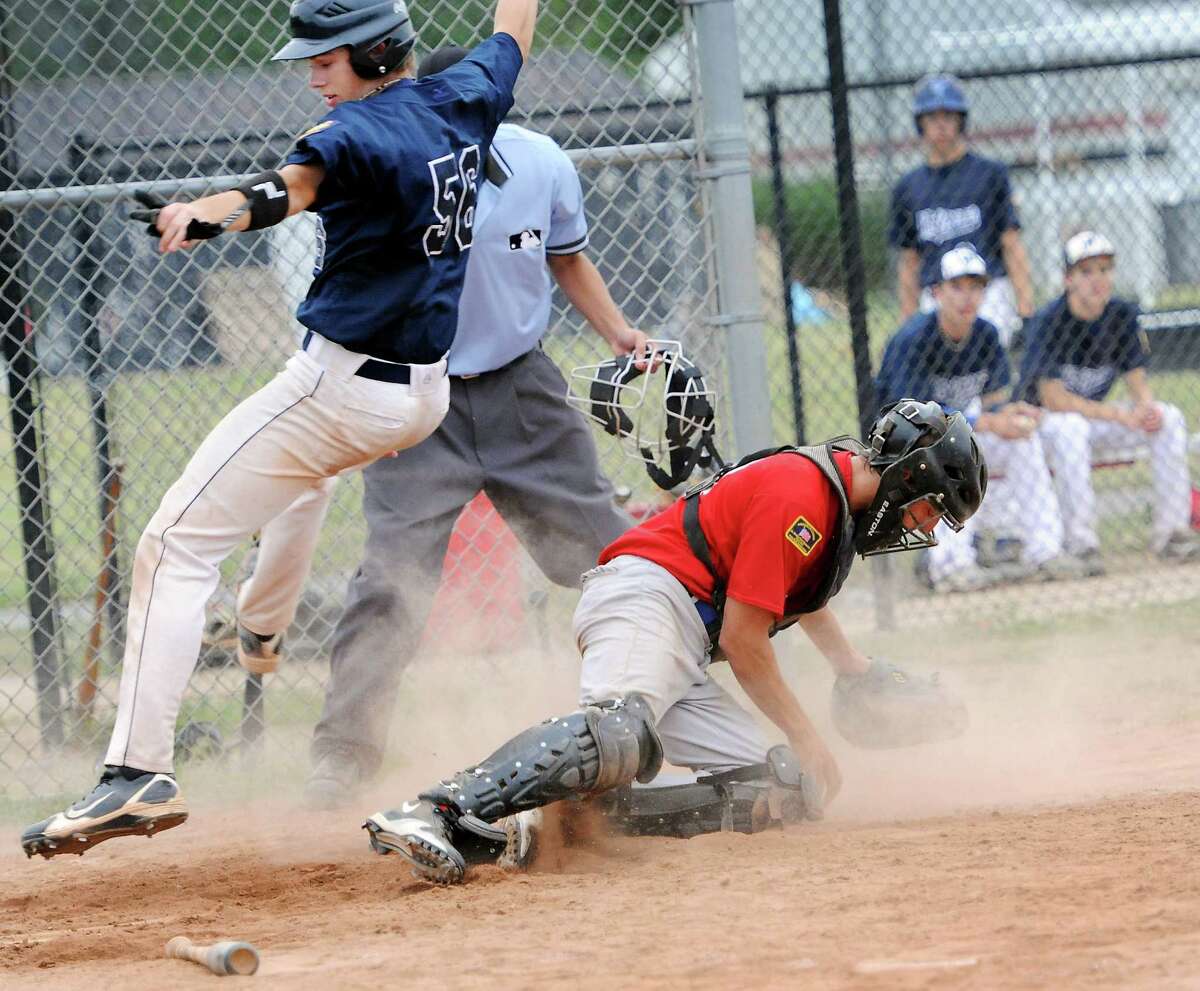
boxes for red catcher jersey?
[599,451,854,618]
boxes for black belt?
[302,330,416,384]
[454,347,537,381]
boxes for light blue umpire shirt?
[447,122,591,376]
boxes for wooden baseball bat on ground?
[78,459,124,715]
[165,936,260,976]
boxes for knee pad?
[423,693,663,823]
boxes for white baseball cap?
[938,244,988,283]
[1063,230,1116,269]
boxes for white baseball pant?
[927,428,1065,581]
[573,555,770,772]
[105,335,450,772]
[1038,403,1193,553]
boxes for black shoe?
[303,745,369,810]
[1075,547,1107,577]
[364,799,467,884]
[21,766,188,859]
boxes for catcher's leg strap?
[599,744,811,838]
[421,693,663,823]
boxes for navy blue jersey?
[876,312,1011,414]
[285,32,522,364]
[889,152,1020,288]
[1017,295,1147,405]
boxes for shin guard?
[599,744,814,837]
[421,694,663,823]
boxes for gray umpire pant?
[311,347,632,773]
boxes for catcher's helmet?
[567,341,724,490]
[855,399,987,557]
[272,0,416,80]
[912,74,968,134]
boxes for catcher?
[364,388,988,883]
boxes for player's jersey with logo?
[599,452,853,616]
[889,152,1020,288]
[285,32,523,365]
[1017,295,1147,404]
[875,312,1011,415]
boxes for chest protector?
[682,442,861,641]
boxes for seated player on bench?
[1019,231,1200,566]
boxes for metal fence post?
[690,0,774,455]
[763,90,805,445]
[1,9,65,747]
[820,0,896,630]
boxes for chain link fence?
[740,0,1200,623]
[0,0,767,799]
[7,0,1199,805]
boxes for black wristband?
[233,170,289,231]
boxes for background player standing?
[21,0,540,859]
[890,74,1034,347]
[302,45,648,808]
[363,400,987,884]
[1021,231,1200,564]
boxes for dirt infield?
[3,609,1198,990]
[3,733,1198,990]
[1,785,1196,989]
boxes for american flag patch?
[785,515,822,556]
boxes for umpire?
[305,46,645,807]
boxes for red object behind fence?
[422,492,525,652]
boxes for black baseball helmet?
[272,0,417,80]
[855,399,987,557]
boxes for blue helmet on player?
[273,0,417,80]
[912,74,968,135]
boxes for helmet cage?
[567,340,723,489]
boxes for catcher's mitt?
[831,658,967,749]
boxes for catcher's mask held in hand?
[855,398,988,557]
[567,341,725,489]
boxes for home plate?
[854,956,979,974]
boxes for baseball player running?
[363,399,987,884]
[891,75,1034,347]
[1020,231,1200,564]
[876,245,1083,592]
[21,0,540,859]
[302,45,647,808]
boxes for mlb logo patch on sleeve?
[509,229,543,250]
[785,515,822,556]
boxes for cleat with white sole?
[363,800,467,884]
[21,767,188,859]
[497,808,541,872]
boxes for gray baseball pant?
[311,348,632,773]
